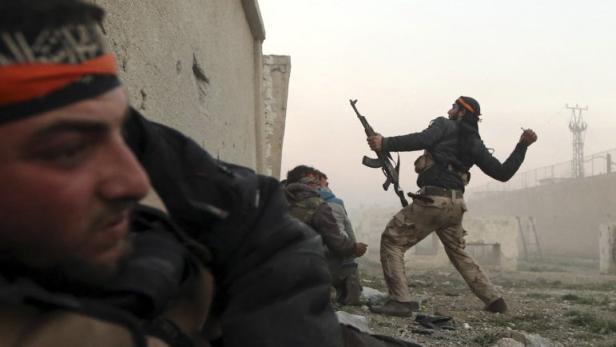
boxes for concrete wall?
[467,173,616,258]
[463,217,519,271]
[599,224,616,274]
[353,206,398,265]
[262,55,291,178]
[353,207,520,270]
[92,0,271,169]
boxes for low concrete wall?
[353,207,520,271]
[467,173,616,258]
[353,206,397,266]
[599,224,616,274]
[463,217,519,271]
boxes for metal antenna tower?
[566,104,588,178]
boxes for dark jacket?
[284,183,357,258]
[383,117,528,191]
[123,109,343,347]
[0,206,199,347]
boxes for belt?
[420,186,463,199]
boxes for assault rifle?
[350,99,408,207]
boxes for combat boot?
[369,299,419,317]
[485,297,508,313]
[339,271,362,306]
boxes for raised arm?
[473,130,537,182]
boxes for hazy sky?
[259,0,616,209]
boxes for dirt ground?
[338,257,616,346]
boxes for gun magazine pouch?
[413,151,434,174]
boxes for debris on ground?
[490,337,524,347]
[361,286,388,305]
[337,311,373,334]
[343,259,616,346]
[414,314,456,330]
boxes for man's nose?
[98,135,150,202]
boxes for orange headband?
[456,97,476,114]
[0,54,117,107]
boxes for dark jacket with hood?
[122,109,346,347]
[382,117,528,191]
[284,183,357,258]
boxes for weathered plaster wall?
[262,55,291,178]
[92,0,266,168]
[467,173,616,258]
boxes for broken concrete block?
[599,224,616,274]
[360,286,387,304]
[505,331,564,347]
[336,311,373,334]
[524,333,564,347]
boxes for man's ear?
[454,109,463,121]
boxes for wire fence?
[466,147,616,197]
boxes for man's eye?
[43,141,91,165]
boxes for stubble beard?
[0,236,133,296]
[58,237,133,290]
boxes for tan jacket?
[0,304,142,347]
[0,263,213,347]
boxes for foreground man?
[0,2,197,346]
[367,96,537,316]
[0,1,341,346]
[0,1,423,346]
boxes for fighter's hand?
[355,242,368,257]
[519,129,538,146]
[367,134,383,152]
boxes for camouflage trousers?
[380,195,500,304]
